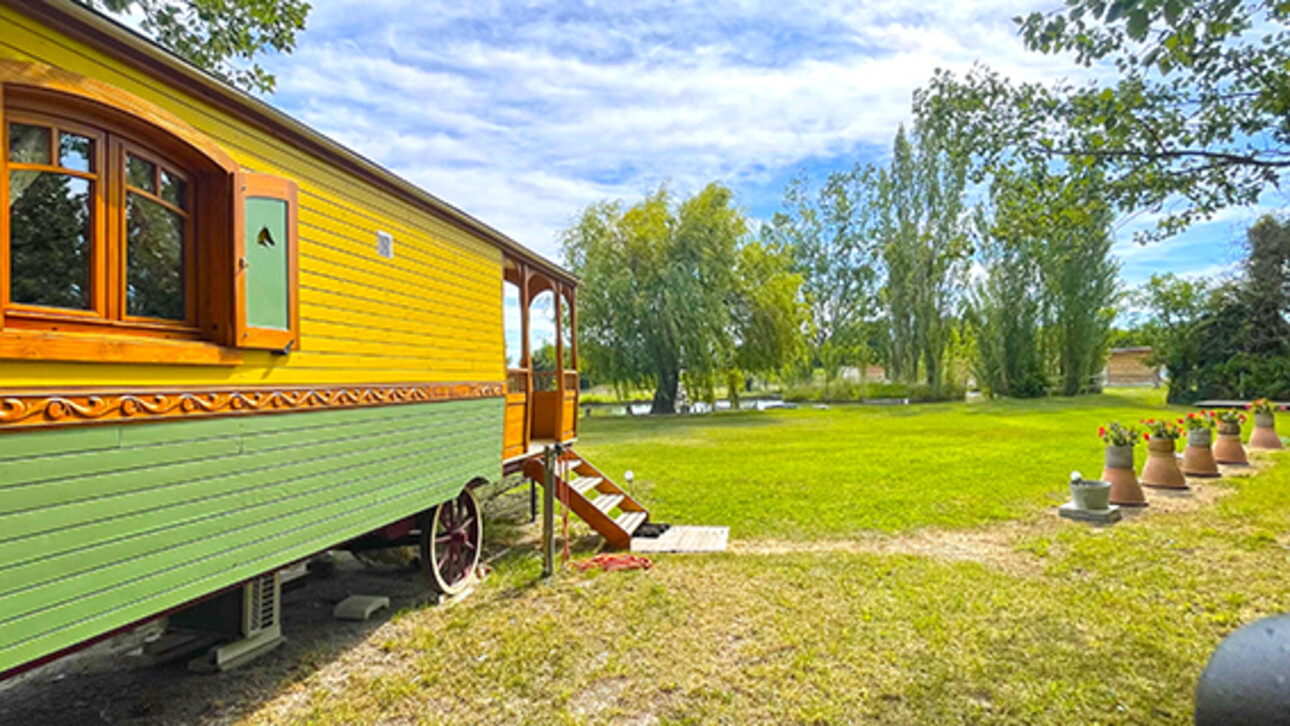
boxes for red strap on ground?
[572,553,653,572]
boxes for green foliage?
[917,0,1290,242]
[1108,326,1151,348]
[781,378,961,403]
[84,0,311,94]
[763,167,881,377]
[562,183,805,414]
[1137,217,1290,402]
[1097,420,1141,447]
[879,125,972,393]
[968,166,1119,398]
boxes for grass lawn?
[243,391,1290,725]
[576,388,1201,537]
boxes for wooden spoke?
[419,487,483,595]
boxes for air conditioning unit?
[175,571,285,672]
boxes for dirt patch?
[730,521,1049,575]
[729,457,1279,572]
[568,676,628,718]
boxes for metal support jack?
[541,444,558,578]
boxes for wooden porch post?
[569,287,578,369]
[519,264,531,370]
[553,282,566,441]
[519,264,532,457]
[568,286,578,438]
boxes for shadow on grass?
[0,490,555,725]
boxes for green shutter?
[243,197,290,330]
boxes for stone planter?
[1101,444,1147,506]
[1141,435,1188,489]
[1182,428,1220,477]
[1213,422,1249,465]
[1070,479,1112,511]
[1250,412,1283,451]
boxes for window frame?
[2,109,108,326]
[0,80,249,364]
[114,138,199,332]
[3,93,209,341]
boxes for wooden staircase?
[523,450,649,549]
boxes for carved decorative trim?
[0,381,505,432]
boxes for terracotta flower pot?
[1249,412,1284,451]
[1141,435,1188,489]
[1101,444,1146,507]
[1182,428,1220,478]
[1213,422,1249,465]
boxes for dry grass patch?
[241,450,1290,726]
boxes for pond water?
[584,398,793,417]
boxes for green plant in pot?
[1068,470,1111,511]
[1182,411,1220,477]
[1098,421,1146,506]
[1248,398,1286,451]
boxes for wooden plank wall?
[0,398,503,674]
[0,5,505,388]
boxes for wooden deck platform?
[631,526,729,553]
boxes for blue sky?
[245,0,1289,353]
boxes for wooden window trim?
[115,139,200,332]
[232,172,299,352]
[0,70,246,366]
[3,108,108,324]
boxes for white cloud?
[265,0,1074,262]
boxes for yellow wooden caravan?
[0,1,641,678]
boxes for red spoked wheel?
[419,487,483,595]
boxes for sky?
[244,0,1289,355]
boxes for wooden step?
[592,493,623,514]
[616,511,647,535]
[569,476,602,496]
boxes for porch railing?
[528,369,579,443]
[532,370,559,392]
[504,368,530,460]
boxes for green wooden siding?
[0,397,502,673]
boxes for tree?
[967,177,1048,398]
[917,0,1290,242]
[763,167,880,380]
[967,164,1120,397]
[1135,273,1215,401]
[563,183,804,414]
[878,125,972,392]
[725,241,809,408]
[1138,217,1290,402]
[83,0,311,94]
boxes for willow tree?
[563,183,805,414]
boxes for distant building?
[1105,347,1160,387]
[839,365,888,383]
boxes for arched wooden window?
[3,88,213,339]
[0,61,299,363]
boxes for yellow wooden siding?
[0,7,506,388]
